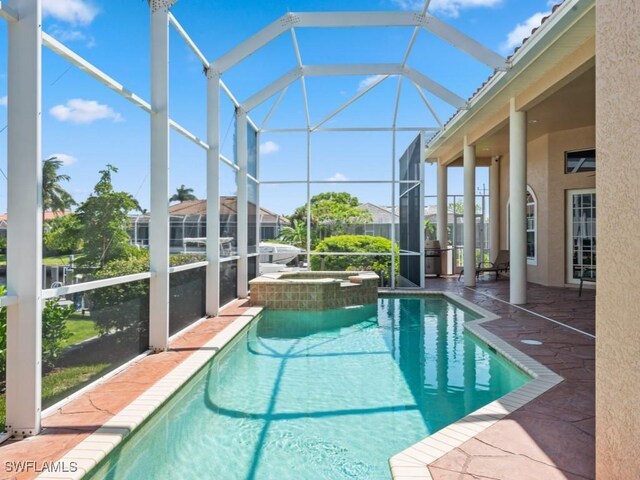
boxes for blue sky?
[0,0,554,216]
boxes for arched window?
[525,188,537,264]
[507,186,537,265]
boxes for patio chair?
[579,268,596,296]
[458,250,510,281]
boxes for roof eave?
[424,0,595,162]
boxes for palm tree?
[43,157,76,220]
[170,184,197,203]
[279,219,307,249]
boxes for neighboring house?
[354,202,469,243]
[128,198,289,253]
[0,210,71,238]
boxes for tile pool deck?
[0,279,595,480]
[423,278,595,480]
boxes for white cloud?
[50,99,123,124]
[259,141,280,155]
[49,153,78,166]
[501,11,550,54]
[357,75,385,92]
[42,0,99,25]
[49,25,97,48]
[392,0,502,17]
[0,96,6,107]
[327,172,348,182]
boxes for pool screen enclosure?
[0,0,507,436]
[399,134,426,287]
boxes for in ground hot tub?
[249,271,379,310]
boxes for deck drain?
[521,339,543,345]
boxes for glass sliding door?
[566,189,596,283]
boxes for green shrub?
[0,287,72,381]
[43,214,82,256]
[311,235,399,280]
[85,257,150,335]
[170,253,205,267]
[0,236,6,254]
[41,300,73,368]
[82,253,204,336]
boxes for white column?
[436,162,449,274]
[206,71,220,315]
[390,130,397,288]
[305,130,311,268]
[509,98,527,304]
[489,156,500,262]
[236,108,248,298]
[5,0,43,438]
[419,133,426,288]
[256,130,261,249]
[463,137,476,287]
[149,1,173,351]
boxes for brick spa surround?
[249,271,379,310]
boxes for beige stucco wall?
[499,126,595,287]
[596,0,640,478]
[524,134,549,286]
[546,127,595,286]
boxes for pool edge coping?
[36,292,563,480]
[35,306,264,480]
[384,291,564,480]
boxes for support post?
[509,98,527,304]
[236,108,248,298]
[489,156,500,262]
[206,71,220,315]
[463,137,476,287]
[149,1,173,351]
[391,131,397,288]
[5,0,43,438]
[437,162,449,274]
[306,130,312,269]
[419,133,426,288]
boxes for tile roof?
[0,210,70,224]
[439,2,565,133]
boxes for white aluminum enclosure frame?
[214,7,504,288]
[0,0,507,437]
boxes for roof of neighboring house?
[357,203,398,223]
[131,198,289,224]
[357,204,454,223]
[169,200,207,216]
[0,210,70,228]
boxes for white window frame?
[507,185,537,266]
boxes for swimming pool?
[87,296,529,480]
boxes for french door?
[566,189,596,284]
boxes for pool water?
[88,296,529,480]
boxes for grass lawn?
[0,362,112,432]
[62,313,100,349]
[41,363,112,408]
[0,254,86,267]
[0,314,101,430]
